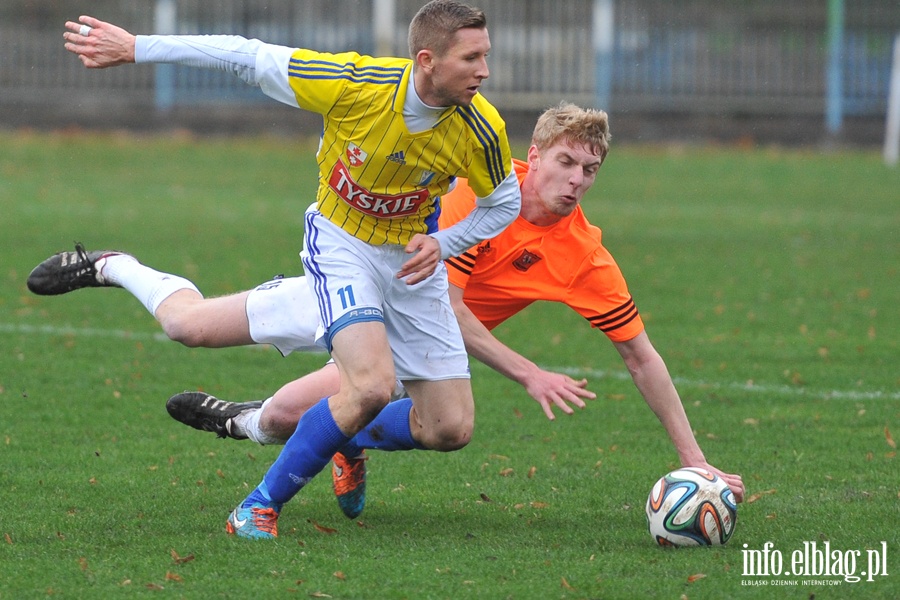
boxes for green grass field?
[1,130,898,599]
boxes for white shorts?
[245,276,322,356]
[245,275,408,399]
[301,208,469,382]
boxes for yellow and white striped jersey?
[286,49,512,246]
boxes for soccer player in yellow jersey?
[63,1,522,539]
[30,103,744,536]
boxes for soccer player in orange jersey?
[29,103,744,532]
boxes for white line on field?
[545,366,900,401]
[2,322,171,342]
[5,322,898,401]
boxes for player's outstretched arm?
[449,285,596,420]
[613,332,745,502]
[64,16,136,68]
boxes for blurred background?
[2,0,899,149]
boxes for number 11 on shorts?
[337,285,356,309]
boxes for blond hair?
[532,102,611,162]
[408,0,487,59]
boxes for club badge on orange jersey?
[513,250,542,272]
[346,143,367,167]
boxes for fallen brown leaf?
[687,573,707,583]
[745,489,777,504]
[480,492,492,502]
[333,571,346,580]
[499,468,514,477]
[309,520,338,534]
[886,427,896,449]
[561,577,575,590]
[170,549,195,565]
[527,466,537,478]
[165,572,183,583]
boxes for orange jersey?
[442,159,644,342]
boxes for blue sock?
[242,479,279,510]
[339,398,424,458]
[243,397,349,507]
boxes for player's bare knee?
[420,417,473,452]
[348,382,394,425]
[160,316,206,347]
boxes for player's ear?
[527,147,540,169]
[415,49,435,72]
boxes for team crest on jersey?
[346,143,367,167]
[512,249,542,272]
[417,170,436,186]
[477,241,493,255]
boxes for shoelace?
[251,507,278,535]
[334,454,367,494]
[63,243,94,280]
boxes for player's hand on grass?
[685,461,745,503]
[398,234,441,285]
[64,16,136,68]
[524,370,596,421]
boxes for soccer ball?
[645,467,737,546]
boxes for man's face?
[427,27,491,107]
[527,140,602,220]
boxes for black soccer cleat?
[166,392,263,440]
[27,242,123,296]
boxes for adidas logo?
[386,150,406,165]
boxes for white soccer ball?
[645,467,737,546]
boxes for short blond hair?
[532,102,611,162]
[408,0,487,59]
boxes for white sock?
[237,397,284,446]
[98,254,201,316]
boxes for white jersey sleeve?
[430,168,521,260]
[134,34,298,108]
